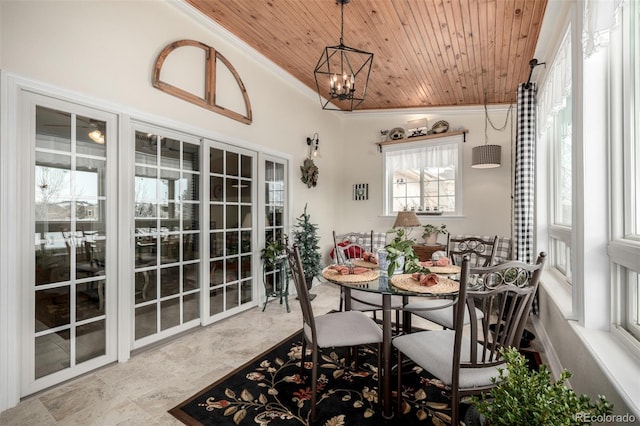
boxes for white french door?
[131,125,203,348]
[261,156,289,297]
[21,92,118,395]
[10,85,290,400]
[204,140,259,323]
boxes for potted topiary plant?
[422,223,448,245]
[472,347,613,426]
[293,203,321,298]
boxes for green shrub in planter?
[474,347,612,426]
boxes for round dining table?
[321,265,460,419]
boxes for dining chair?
[393,252,546,425]
[286,243,383,422]
[404,235,500,330]
[331,230,373,264]
[332,230,404,329]
[447,235,499,267]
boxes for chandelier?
[313,0,374,111]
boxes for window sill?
[540,270,640,418]
[570,324,640,418]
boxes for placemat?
[351,259,379,269]
[426,265,461,275]
[390,274,459,294]
[322,267,379,283]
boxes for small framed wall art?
[353,183,369,201]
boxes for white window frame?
[381,136,463,216]
[609,0,640,344]
[539,25,574,284]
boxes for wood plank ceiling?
[185,0,548,111]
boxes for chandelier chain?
[340,0,345,45]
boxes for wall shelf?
[377,129,468,151]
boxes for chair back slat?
[286,243,317,343]
[448,235,499,267]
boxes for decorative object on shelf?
[407,118,428,137]
[379,129,389,142]
[422,223,448,245]
[376,129,468,152]
[313,0,374,111]
[472,100,513,168]
[431,120,450,134]
[353,183,368,200]
[417,207,444,216]
[293,204,321,299]
[388,127,406,140]
[306,133,320,158]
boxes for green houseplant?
[473,347,612,426]
[260,237,286,269]
[293,203,321,293]
[383,228,422,275]
[422,223,448,245]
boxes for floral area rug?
[169,331,473,426]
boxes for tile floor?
[0,283,546,425]
[0,283,340,425]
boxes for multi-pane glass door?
[207,144,256,319]
[133,130,201,346]
[28,99,116,392]
[263,159,287,296]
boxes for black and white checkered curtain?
[514,83,536,264]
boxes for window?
[383,139,460,215]
[611,0,640,341]
[538,27,572,282]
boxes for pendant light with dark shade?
[472,102,513,169]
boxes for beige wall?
[336,109,514,243]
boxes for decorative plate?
[431,120,450,134]
[390,274,459,294]
[388,127,406,140]
[322,267,379,283]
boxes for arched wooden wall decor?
[152,39,252,124]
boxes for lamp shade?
[393,210,421,228]
[472,144,502,168]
